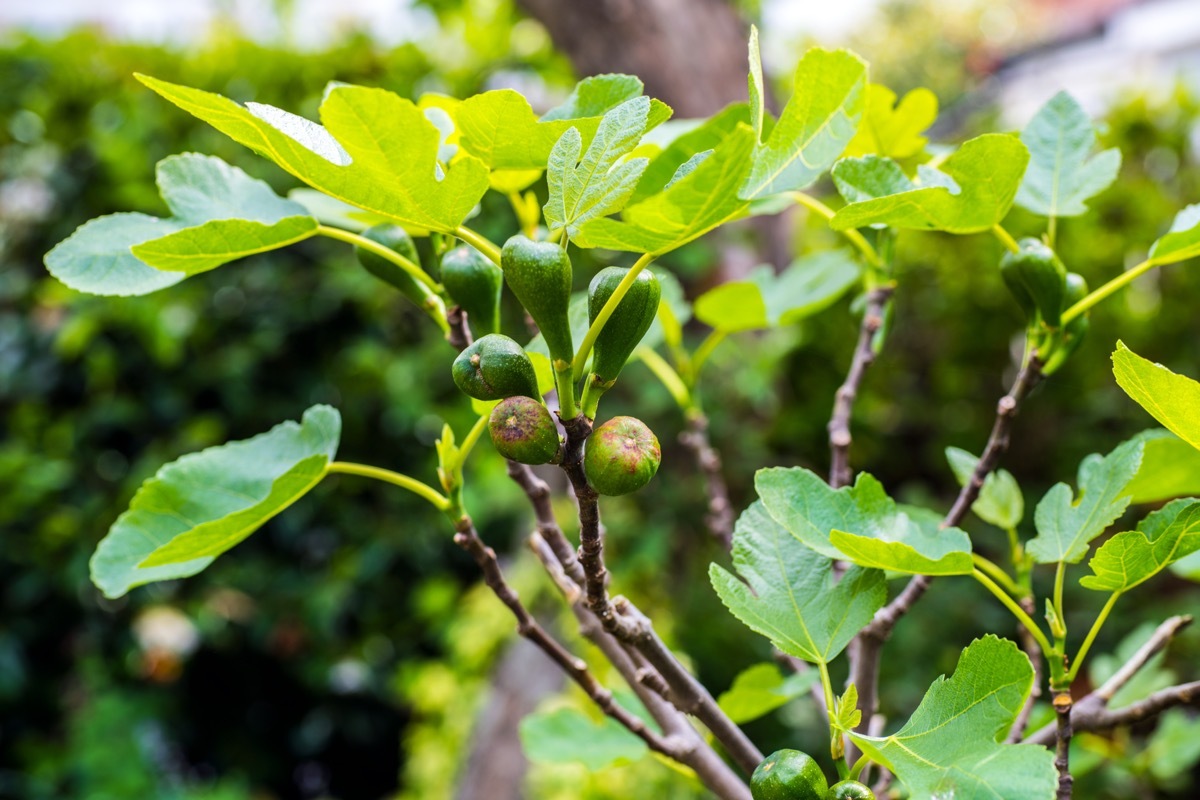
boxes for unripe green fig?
[583,416,661,496]
[451,334,540,401]
[828,780,875,800]
[588,266,662,383]
[355,224,428,304]
[501,235,573,364]
[750,749,828,800]
[488,396,561,465]
[999,238,1068,326]
[442,245,503,335]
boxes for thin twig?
[847,356,1044,758]
[529,533,752,800]
[451,515,669,754]
[516,434,765,775]
[1053,690,1073,800]
[680,410,735,549]
[558,414,613,624]
[1025,680,1200,744]
[1094,615,1192,704]
[1025,615,1194,746]
[828,286,893,489]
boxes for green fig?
[451,334,540,401]
[442,245,503,335]
[588,266,662,383]
[750,749,827,800]
[999,238,1068,326]
[355,224,430,305]
[1043,272,1090,375]
[827,780,875,800]
[488,396,561,465]
[501,235,574,364]
[583,416,661,496]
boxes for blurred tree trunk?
[516,0,750,117]
[455,638,564,800]
[518,0,793,270]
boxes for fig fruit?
[501,235,574,364]
[451,334,540,401]
[488,396,560,465]
[441,245,503,335]
[583,416,661,496]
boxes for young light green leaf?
[740,47,866,199]
[45,154,317,296]
[709,501,886,664]
[831,134,1030,233]
[849,635,1056,799]
[519,705,648,771]
[89,406,341,598]
[629,103,750,205]
[1149,204,1200,265]
[755,467,869,559]
[831,521,974,576]
[768,252,862,324]
[694,281,769,332]
[542,73,642,120]
[544,97,650,237]
[693,253,861,333]
[755,467,972,572]
[716,663,818,725]
[573,125,756,256]
[288,188,391,231]
[1015,91,1121,218]
[945,446,1024,530]
[1125,430,1200,504]
[843,84,938,161]
[1027,437,1144,564]
[1080,499,1200,592]
[136,75,488,234]
[458,84,669,174]
[1113,341,1200,451]
[832,684,862,733]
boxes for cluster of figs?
[357,226,662,496]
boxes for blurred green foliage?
[4,3,1200,798]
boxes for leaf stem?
[316,225,440,292]
[972,569,1054,655]
[555,364,578,420]
[1054,561,1067,625]
[1061,258,1154,324]
[691,330,728,376]
[634,347,692,409]
[573,252,655,379]
[992,224,1021,254]
[455,413,490,467]
[455,225,503,266]
[326,461,450,510]
[791,192,882,269]
[849,754,870,782]
[972,553,1021,598]
[1067,592,1122,684]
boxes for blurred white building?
[995,0,1200,122]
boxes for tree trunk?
[517,0,751,118]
